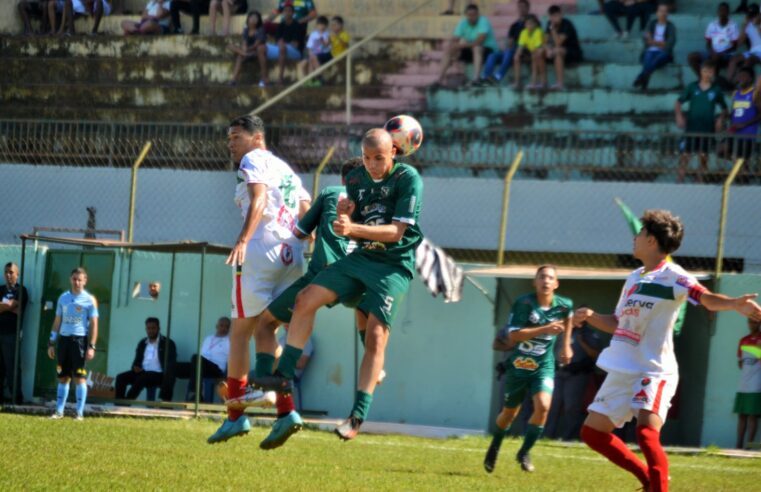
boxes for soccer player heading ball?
[576,210,761,492]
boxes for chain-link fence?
[2,119,760,273]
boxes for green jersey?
[506,293,573,372]
[345,162,424,276]
[296,185,351,275]
[678,81,727,133]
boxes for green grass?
[0,413,757,491]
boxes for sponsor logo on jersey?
[75,305,82,312]
[625,299,655,309]
[513,356,539,371]
[280,243,294,266]
[361,203,387,216]
[641,378,651,387]
[529,311,540,324]
[362,241,387,251]
[632,389,649,404]
[676,276,693,288]
[518,340,549,356]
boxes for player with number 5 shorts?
[575,209,761,492]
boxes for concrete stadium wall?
[2,164,760,271]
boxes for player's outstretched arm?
[701,291,761,321]
[333,217,408,243]
[227,183,267,266]
[574,307,617,334]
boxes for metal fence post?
[194,246,206,417]
[346,51,352,126]
[496,151,524,266]
[715,157,745,278]
[127,141,153,243]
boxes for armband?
[48,331,58,345]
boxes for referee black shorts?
[57,335,87,379]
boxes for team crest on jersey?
[513,357,539,371]
[75,305,82,312]
[380,186,391,198]
[280,244,294,266]
[676,276,692,288]
[641,378,651,387]
[633,389,649,404]
[529,311,540,324]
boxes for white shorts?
[231,239,304,319]
[587,371,678,428]
[743,49,761,60]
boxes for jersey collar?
[640,260,667,277]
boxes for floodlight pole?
[194,246,206,417]
[12,237,27,405]
[496,151,524,266]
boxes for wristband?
[88,343,96,350]
[49,331,58,344]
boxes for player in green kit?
[484,265,573,473]
[251,128,424,442]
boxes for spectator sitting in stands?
[208,0,247,36]
[266,3,306,86]
[544,4,582,91]
[266,0,317,41]
[675,59,728,182]
[50,0,111,35]
[512,14,545,90]
[169,0,209,35]
[434,3,498,88]
[719,66,761,160]
[114,317,177,401]
[18,0,50,35]
[688,2,739,89]
[301,15,331,86]
[479,0,531,85]
[329,15,350,60]
[600,0,656,40]
[227,10,267,87]
[120,0,171,35]
[185,317,230,402]
[727,4,761,84]
[632,2,676,90]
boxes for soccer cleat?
[49,412,64,420]
[207,416,251,444]
[484,440,501,473]
[248,374,293,393]
[334,416,362,441]
[376,369,387,385]
[225,387,276,410]
[517,452,535,472]
[75,414,84,421]
[260,411,303,450]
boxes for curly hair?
[641,209,684,254]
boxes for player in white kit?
[575,209,761,492]
[208,115,310,444]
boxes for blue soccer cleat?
[207,416,251,444]
[259,411,303,450]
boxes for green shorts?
[502,365,555,408]
[267,270,366,323]
[311,252,411,329]
[734,392,761,416]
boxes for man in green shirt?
[675,59,728,182]
[484,265,573,474]
[435,3,498,87]
[252,128,424,444]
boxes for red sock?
[637,425,669,492]
[226,376,247,421]
[581,425,650,487]
[276,393,295,417]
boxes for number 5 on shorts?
[382,296,394,316]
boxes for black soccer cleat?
[334,416,362,441]
[517,451,535,473]
[248,373,293,393]
[483,441,501,473]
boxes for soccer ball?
[384,115,423,156]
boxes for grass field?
[0,413,757,491]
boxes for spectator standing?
[721,67,761,160]
[208,0,247,36]
[121,0,171,35]
[0,263,28,404]
[480,0,531,85]
[434,3,498,88]
[632,2,676,90]
[267,0,317,41]
[601,0,656,39]
[736,319,761,449]
[186,317,230,402]
[263,3,306,85]
[227,10,267,87]
[512,14,545,89]
[114,317,177,401]
[675,60,728,182]
[302,15,331,85]
[544,4,582,90]
[18,0,50,35]
[329,15,350,59]
[169,0,210,35]
[688,2,739,87]
[727,4,761,83]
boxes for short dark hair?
[145,317,160,327]
[548,5,561,15]
[316,15,329,25]
[4,262,17,270]
[739,66,756,79]
[465,3,478,12]
[246,10,262,28]
[229,114,264,134]
[641,209,684,254]
[71,267,87,277]
[536,264,558,277]
[718,2,730,10]
[701,58,717,70]
[218,316,231,326]
[341,157,363,179]
[331,15,344,25]
[525,14,540,25]
[750,3,761,17]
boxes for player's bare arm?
[700,291,761,321]
[558,316,574,365]
[226,182,267,266]
[508,321,565,343]
[574,307,617,334]
[47,315,62,359]
[87,303,99,362]
[333,216,408,243]
[493,335,514,352]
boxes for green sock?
[350,390,373,421]
[518,424,544,456]
[277,345,303,380]
[254,353,275,378]
[359,330,366,346]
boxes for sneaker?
[260,411,303,450]
[376,369,387,385]
[49,412,64,420]
[517,451,535,472]
[207,416,251,444]
[484,440,500,473]
[249,374,293,393]
[225,387,276,410]
[335,416,362,441]
[75,414,84,421]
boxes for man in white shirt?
[728,4,761,82]
[114,317,177,401]
[186,317,230,402]
[688,2,739,85]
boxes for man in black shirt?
[263,3,306,85]
[480,0,531,84]
[545,4,583,90]
[0,262,28,404]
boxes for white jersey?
[597,261,706,376]
[746,22,761,52]
[234,148,307,244]
[705,19,739,53]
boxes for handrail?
[250,0,439,120]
